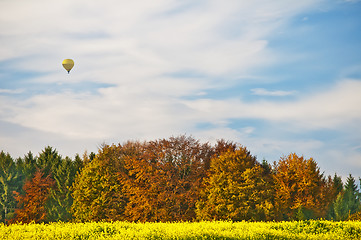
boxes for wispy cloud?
[251,88,296,96]
[184,79,361,129]
[0,89,24,94]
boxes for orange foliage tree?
[273,153,331,220]
[121,136,215,222]
[11,169,55,223]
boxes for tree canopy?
[0,135,360,223]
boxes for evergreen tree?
[36,146,62,176]
[333,174,343,196]
[347,177,361,220]
[261,159,272,175]
[35,147,63,221]
[73,154,84,174]
[47,157,77,222]
[19,152,37,182]
[0,151,21,223]
[343,174,359,219]
[344,174,360,214]
[15,152,37,199]
[326,174,344,220]
[333,192,348,220]
[330,174,360,220]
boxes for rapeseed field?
[1,220,360,239]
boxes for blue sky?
[1,0,361,179]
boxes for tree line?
[1,135,360,224]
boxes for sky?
[1,0,361,179]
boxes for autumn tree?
[122,136,214,222]
[11,169,55,223]
[273,153,330,220]
[196,146,274,221]
[71,144,127,222]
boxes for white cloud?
[0,0,324,77]
[2,78,359,148]
[2,0,360,181]
[183,79,361,130]
[0,89,24,94]
[251,88,296,96]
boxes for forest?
[1,135,360,224]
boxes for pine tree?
[330,174,360,220]
[47,157,77,222]
[15,152,37,198]
[73,154,84,174]
[347,177,361,220]
[333,192,348,220]
[326,173,344,220]
[0,151,21,223]
[36,146,61,176]
[344,174,360,213]
[20,152,37,181]
[333,174,344,196]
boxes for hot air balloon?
[62,59,74,73]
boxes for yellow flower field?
[1,220,360,240]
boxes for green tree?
[36,147,67,221]
[17,152,37,182]
[348,178,361,220]
[344,174,360,214]
[47,157,78,222]
[326,173,344,220]
[196,146,274,221]
[332,174,360,220]
[333,192,348,220]
[73,153,85,174]
[36,146,62,176]
[333,174,344,196]
[0,151,22,223]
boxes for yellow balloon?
[62,59,74,73]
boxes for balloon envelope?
[62,59,74,73]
